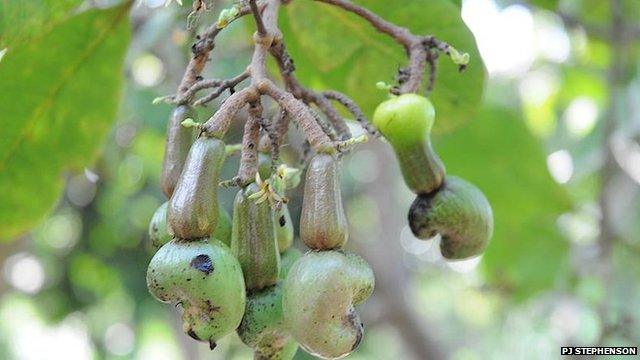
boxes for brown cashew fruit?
[231,183,280,291]
[168,136,226,239]
[300,154,348,250]
[161,105,196,198]
[408,176,494,260]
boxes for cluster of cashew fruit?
[372,94,494,260]
[146,105,373,359]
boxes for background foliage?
[0,0,639,359]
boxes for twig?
[270,43,351,140]
[249,0,267,35]
[235,102,263,187]
[193,71,251,106]
[310,0,464,93]
[323,90,379,137]
[201,0,335,154]
[174,3,257,99]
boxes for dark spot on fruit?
[209,340,217,350]
[205,300,221,312]
[279,215,286,227]
[346,309,364,351]
[187,329,200,341]
[408,190,441,239]
[190,254,214,275]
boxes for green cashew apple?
[149,202,172,248]
[146,238,246,349]
[274,204,294,253]
[168,136,226,239]
[151,203,231,248]
[161,105,196,198]
[283,251,374,359]
[372,94,445,194]
[237,282,298,360]
[408,176,493,260]
[257,153,296,253]
[258,152,273,181]
[213,207,232,246]
[231,183,280,291]
[279,248,301,280]
[300,154,348,250]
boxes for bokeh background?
[1,0,639,359]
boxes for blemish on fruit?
[190,254,214,275]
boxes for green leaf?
[435,106,571,299]
[0,3,131,241]
[281,0,486,133]
[0,0,83,47]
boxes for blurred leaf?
[281,0,486,133]
[69,253,122,299]
[563,0,639,27]
[0,3,131,240]
[435,105,571,299]
[526,0,557,11]
[558,67,607,107]
[0,0,82,47]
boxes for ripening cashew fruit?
[213,207,232,246]
[408,176,494,260]
[168,136,226,239]
[146,238,246,348]
[150,203,231,249]
[274,204,294,253]
[372,94,445,194]
[258,152,272,181]
[149,202,172,248]
[231,183,280,291]
[300,153,349,250]
[237,282,298,360]
[283,251,374,359]
[161,105,196,198]
[279,248,301,280]
[257,153,296,253]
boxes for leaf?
[281,0,486,133]
[0,0,83,47]
[0,3,132,241]
[434,105,572,299]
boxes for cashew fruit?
[231,183,280,291]
[146,238,245,348]
[150,203,230,248]
[372,94,445,194]
[274,204,294,253]
[168,136,226,239]
[213,207,232,246]
[161,105,196,198]
[238,282,298,360]
[279,248,301,280]
[149,202,172,248]
[300,154,348,250]
[408,176,494,260]
[283,250,374,359]
[258,152,272,181]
